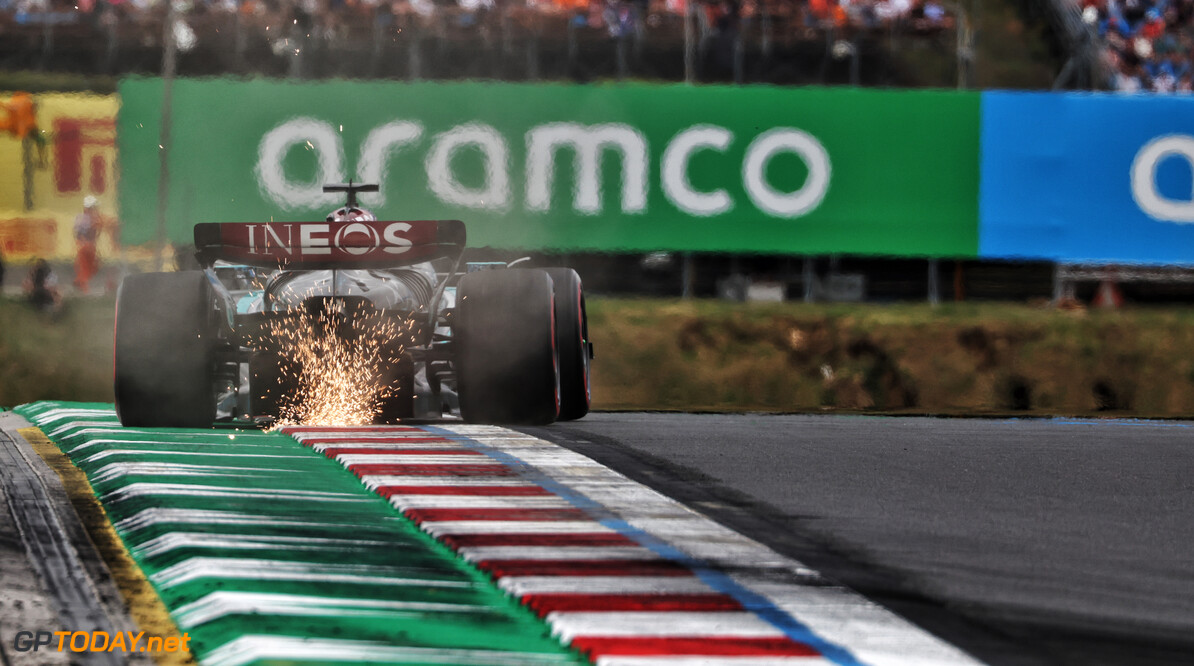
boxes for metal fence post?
[682,253,694,299]
[104,16,118,74]
[155,0,178,271]
[733,19,745,84]
[1053,263,1064,304]
[408,24,423,80]
[21,137,34,211]
[803,257,815,303]
[567,16,578,76]
[526,30,540,79]
[684,0,696,83]
[616,36,628,80]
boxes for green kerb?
[15,401,585,666]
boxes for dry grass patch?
[4,295,1194,417]
[588,299,1194,417]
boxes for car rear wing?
[194,219,466,269]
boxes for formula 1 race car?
[113,183,591,428]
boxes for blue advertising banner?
[980,92,1194,265]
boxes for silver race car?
[114,183,591,428]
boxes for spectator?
[922,0,948,28]
[1087,0,1194,94]
[0,0,958,84]
[23,258,62,312]
[1114,50,1147,91]
[73,195,102,293]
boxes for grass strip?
[5,296,1194,417]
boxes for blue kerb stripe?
[423,426,865,666]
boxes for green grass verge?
[586,298,1194,417]
[0,296,116,406]
[5,295,1194,417]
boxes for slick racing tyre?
[543,268,591,421]
[114,271,216,428]
[456,268,559,425]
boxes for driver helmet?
[326,206,377,222]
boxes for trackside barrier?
[113,79,1194,265]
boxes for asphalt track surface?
[522,413,1194,666]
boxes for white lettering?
[383,222,413,254]
[1131,134,1194,223]
[426,124,510,210]
[356,121,424,207]
[526,123,648,214]
[255,118,344,211]
[301,224,331,255]
[742,128,831,218]
[333,222,379,256]
[662,125,734,216]
[253,119,834,221]
[261,224,293,255]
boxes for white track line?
[386,496,576,509]
[422,521,615,535]
[457,546,661,561]
[498,577,714,596]
[360,476,540,487]
[597,658,834,666]
[334,454,501,465]
[547,612,787,640]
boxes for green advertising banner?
[118,78,980,257]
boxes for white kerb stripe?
[388,496,574,509]
[172,591,503,629]
[458,546,660,562]
[421,521,614,535]
[597,658,835,666]
[309,441,468,452]
[360,477,537,487]
[289,432,456,441]
[131,533,395,559]
[547,612,786,641]
[335,454,500,465]
[151,558,475,590]
[499,576,712,596]
[82,449,308,464]
[114,508,392,532]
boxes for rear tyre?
[543,268,590,421]
[114,271,216,428]
[456,269,559,425]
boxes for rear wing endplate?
[194,220,465,269]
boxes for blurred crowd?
[0,0,954,47]
[1083,0,1194,92]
